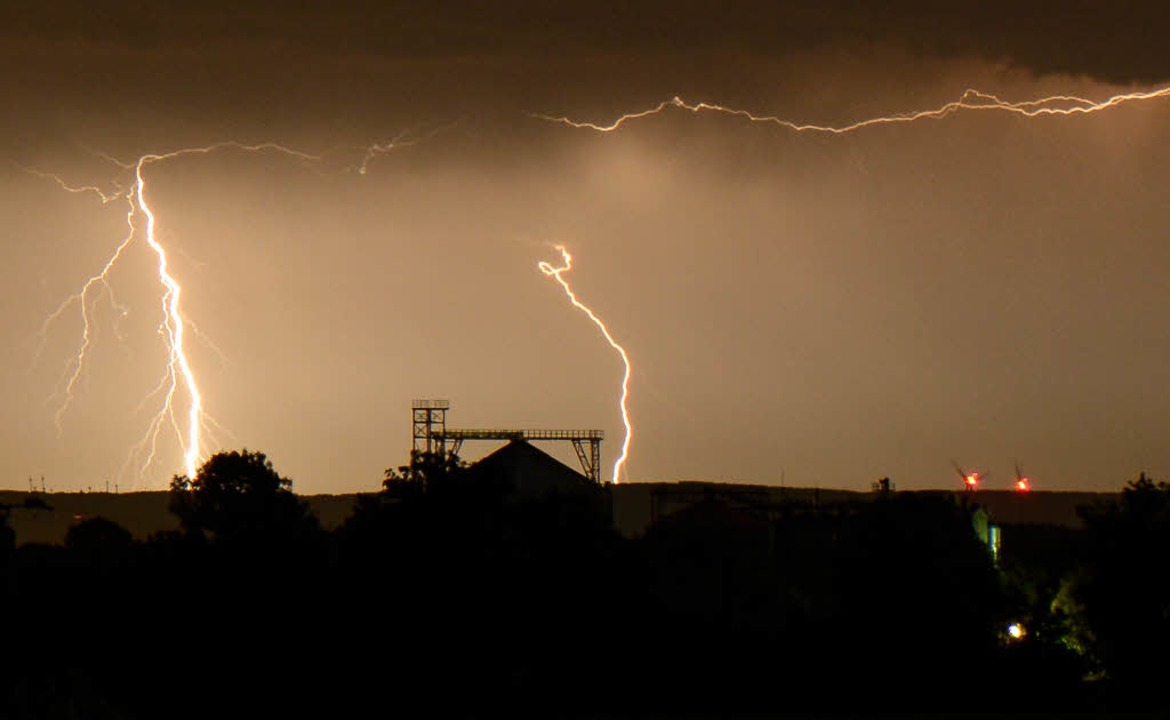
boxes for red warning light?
[1016,478,1030,492]
[965,473,979,488]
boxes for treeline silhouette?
[0,449,1166,717]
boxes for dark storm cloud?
[5,0,1166,160]
[3,1,1168,82]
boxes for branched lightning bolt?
[539,246,632,484]
[43,227,133,433]
[17,166,126,205]
[533,85,1170,133]
[134,157,204,478]
[25,169,133,428]
[357,131,414,175]
[355,123,458,175]
[35,141,322,484]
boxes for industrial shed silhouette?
[466,439,601,502]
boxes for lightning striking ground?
[533,85,1170,133]
[539,246,633,484]
[36,142,321,484]
[135,158,203,479]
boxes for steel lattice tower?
[412,399,449,458]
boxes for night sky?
[3,2,1169,493]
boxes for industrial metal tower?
[412,399,450,457]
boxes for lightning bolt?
[26,170,133,430]
[539,246,633,484]
[533,85,1170,133]
[135,157,203,479]
[533,84,1170,487]
[357,132,411,176]
[43,228,133,434]
[35,141,320,484]
[18,166,126,205]
[355,123,458,175]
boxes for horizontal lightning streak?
[533,85,1170,133]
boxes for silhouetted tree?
[335,448,638,714]
[0,495,48,560]
[0,511,14,560]
[992,522,1090,702]
[344,448,513,556]
[157,451,330,717]
[828,494,1005,708]
[169,449,319,546]
[339,450,466,551]
[1077,473,1170,705]
[65,516,133,553]
[64,516,135,577]
[382,449,469,495]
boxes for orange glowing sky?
[2,2,1170,493]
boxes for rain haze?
[2,1,1169,493]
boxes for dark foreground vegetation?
[1,449,1167,718]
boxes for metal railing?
[438,428,603,441]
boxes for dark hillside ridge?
[611,483,1112,536]
[2,484,1114,545]
[0,490,356,545]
